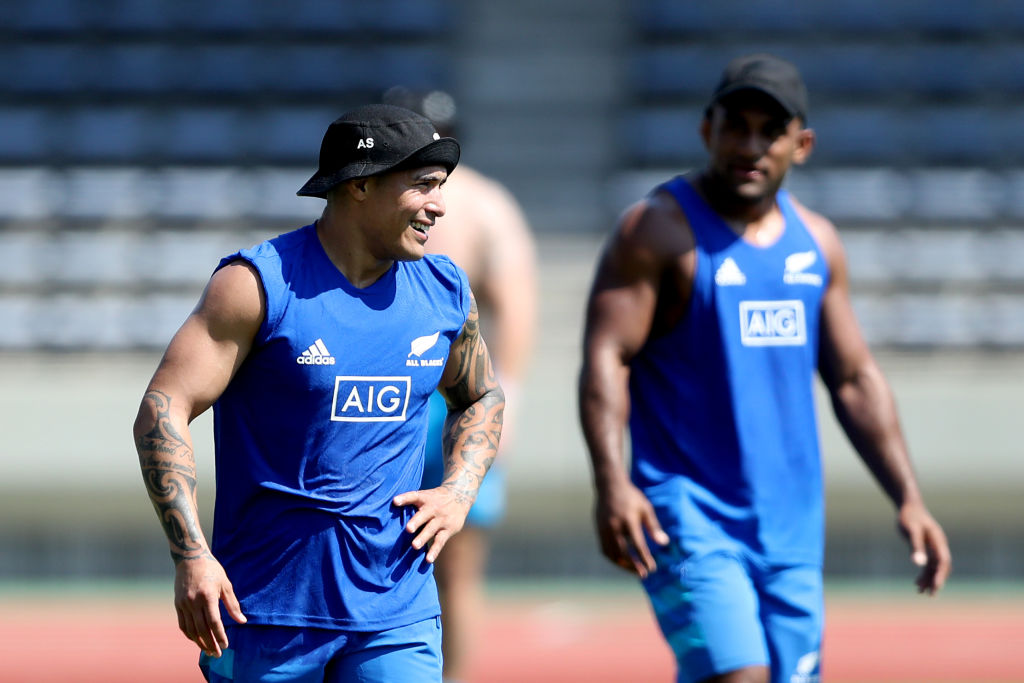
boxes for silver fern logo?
[406,331,444,368]
[408,331,440,357]
[784,250,823,286]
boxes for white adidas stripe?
[297,338,336,365]
[301,338,330,357]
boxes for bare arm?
[460,177,537,459]
[132,261,263,654]
[393,293,505,562]
[475,181,538,384]
[808,208,951,594]
[578,198,675,577]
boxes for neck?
[692,172,783,244]
[316,211,393,289]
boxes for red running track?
[1,587,1021,682]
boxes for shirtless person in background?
[385,87,538,683]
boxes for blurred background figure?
[578,53,950,683]
[384,86,538,683]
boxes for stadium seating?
[613,0,1024,349]
[0,0,459,350]
[630,0,1019,36]
[1,0,1022,349]
[1,0,1022,593]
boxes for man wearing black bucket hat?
[134,104,504,682]
[579,54,951,682]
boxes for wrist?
[172,548,214,566]
[592,463,630,494]
[893,482,925,509]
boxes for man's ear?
[699,114,712,150]
[792,126,816,165]
[344,177,371,201]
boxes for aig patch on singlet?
[331,376,411,421]
[739,300,807,346]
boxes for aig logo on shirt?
[739,300,807,346]
[331,376,411,422]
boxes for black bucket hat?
[297,104,461,198]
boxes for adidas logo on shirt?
[297,338,336,365]
[715,257,747,286]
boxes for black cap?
[297,104,461,198]
[708,53,808,122]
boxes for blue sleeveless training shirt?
[629,177,830,565]
[210,223,470,630]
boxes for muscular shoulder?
[203,260,266,330]
[433,165,534,290]
[588,187,696,307]
[451,167,531,238]
[428,168,490,273]
[584,186,695,352]
[787,194,845,270]
[614,188,695,264]
[451,166,509,204]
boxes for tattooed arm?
[393,293,505,562]
[133,260,263,656]
[135,389,210,564]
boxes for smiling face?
[362,165,448,262]
[701,89,814,208]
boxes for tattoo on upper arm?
[136,390,210,564]
[441,300,505,504]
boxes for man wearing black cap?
[134,104,504,682]
[579,54,951,683]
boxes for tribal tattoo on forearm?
[442,301,505,506]
[135,390,210,564]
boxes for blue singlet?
[629,176,830,566]
[210,223,470,631]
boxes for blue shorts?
[421,391,506,527]
[642,546,823,683]
[199,616,443,683]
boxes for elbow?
[490,383,507,416]
[132,399,151,443]
[133,388,175,452]
[828,361,891,418]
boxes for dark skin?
[578,91,951,683]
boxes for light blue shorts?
[642,546,823,683]
[199,616,442,683]
[421,390,506,527]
